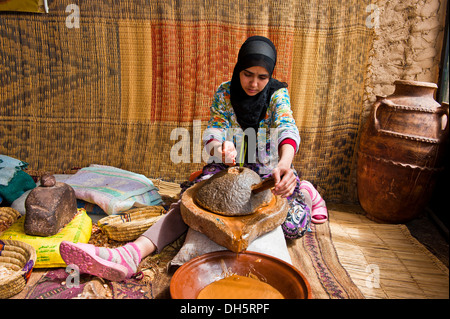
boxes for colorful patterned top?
[203,81,300,174]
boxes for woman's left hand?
[271,165,296,198]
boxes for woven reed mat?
[328,204,449,299]
[287,219,365,299]
[0,0,374,204]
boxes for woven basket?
[98,206,166,242]
[0,207,21,233]
[0,240,37,299]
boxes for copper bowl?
[170,251,311,299]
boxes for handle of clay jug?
[373,98,443,143]
[437,102,449,137]
[373,100,398,136]
[372,98,383,131]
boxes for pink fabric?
[299,180,328,223]
[279,138,297,153]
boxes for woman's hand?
[219,141,237,166]
[271,143,297,198]
[271,164,296,198]
[207,140,237,166]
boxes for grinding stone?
[194,166,273,216]
[24,174,78,237]
[180,180,288,253]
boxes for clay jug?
[357,80,449,223]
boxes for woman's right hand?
[219,141,237,166]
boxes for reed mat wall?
[0,0,374,202]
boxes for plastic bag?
[0,208,92,268]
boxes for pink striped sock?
[96,243,141,277]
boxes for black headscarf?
[230,36,288,132]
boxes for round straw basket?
[98,206,166,242]
[0,207,21,232]
[0,240,37,299]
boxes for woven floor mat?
[287,221,365,299]
[328,204,449,299]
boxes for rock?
[415,47,437,61]
[409,35,427,49]
[418,57,436,69]
[411,19,442,32]
[418,0,440,17]
[422,28,439,43]
[181,180,288,252]
[394,2,415,12]
[24,174,78,237]
[194,167,273,216]
[404,64,424,75]
[41,174,56,187]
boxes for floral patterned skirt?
[180,163,311,239]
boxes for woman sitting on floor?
[60,36,327,281]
